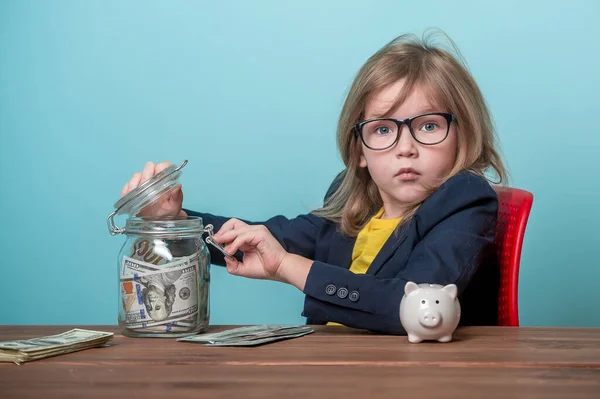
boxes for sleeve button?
[325,284,336,295]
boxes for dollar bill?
[120,255,200,330]
[123,238,211,334]
[177,325,313,346]
[204,330,313,346]
[176,325,288,343]
[128,237,199,266]
[122,254,200,334]
[120,252,207,334]
[0,329,113,364]
[183,325,311,343]
[121,252,198,279]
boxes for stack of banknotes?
[0,329,114,364]
[177,325,314,346]
[0,325,312,364]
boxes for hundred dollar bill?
[204,330,314,346]
[126,319,201,334]
[121,238,210,334]
[120,253,207,334]
[128,237,199,267]
[0,329,113,364]
[120,255,200,329]
[120,252,197,279]
[177,325,313,345]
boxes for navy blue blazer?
[184,170,500,335]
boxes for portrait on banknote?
[137,269,183,321]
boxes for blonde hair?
[313,30,508,237]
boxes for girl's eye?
[376,126,392,135]
[420,122,438,132]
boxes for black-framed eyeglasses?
[354,112,457,150]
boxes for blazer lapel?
[366,223,409,275]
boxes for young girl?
[120,32,507,335]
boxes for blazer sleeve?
[301,172,498,334]
[183,208,326,267]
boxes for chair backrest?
[493,186,534,327]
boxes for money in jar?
[106,160,226,338]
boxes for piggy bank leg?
[407,334,423,343]
[437,335,452,343]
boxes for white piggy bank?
[399,281,461,343]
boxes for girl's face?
[359,79,459,218]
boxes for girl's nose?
[394,125,418,157]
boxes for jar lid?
[107,160,188,235]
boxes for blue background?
[1,0,598,327]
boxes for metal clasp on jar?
[204,224,235,260]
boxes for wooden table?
[1,325,599,398]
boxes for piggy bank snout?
[419,310,442,328]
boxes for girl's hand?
[213,219,289,281]
[120,161,186,218]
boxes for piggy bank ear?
[442,284,457,299]
[404,281,419,296]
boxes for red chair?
[493,186,534,326]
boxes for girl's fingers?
[170,184,183,202]
[119,161,173,199]
[140,162,156,184]
[126,172,142,194]
[215,218,247,239]
[223,231,260,256]
[214,227,244,244]
[156,161,172,173]
[215,224,265,245]
[120,182,130,198]
[224,256,241,275]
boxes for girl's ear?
[359,154,367,168]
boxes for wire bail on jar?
[204,224,235,260]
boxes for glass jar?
[106,160,227,338]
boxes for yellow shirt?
[327,208,401,326]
